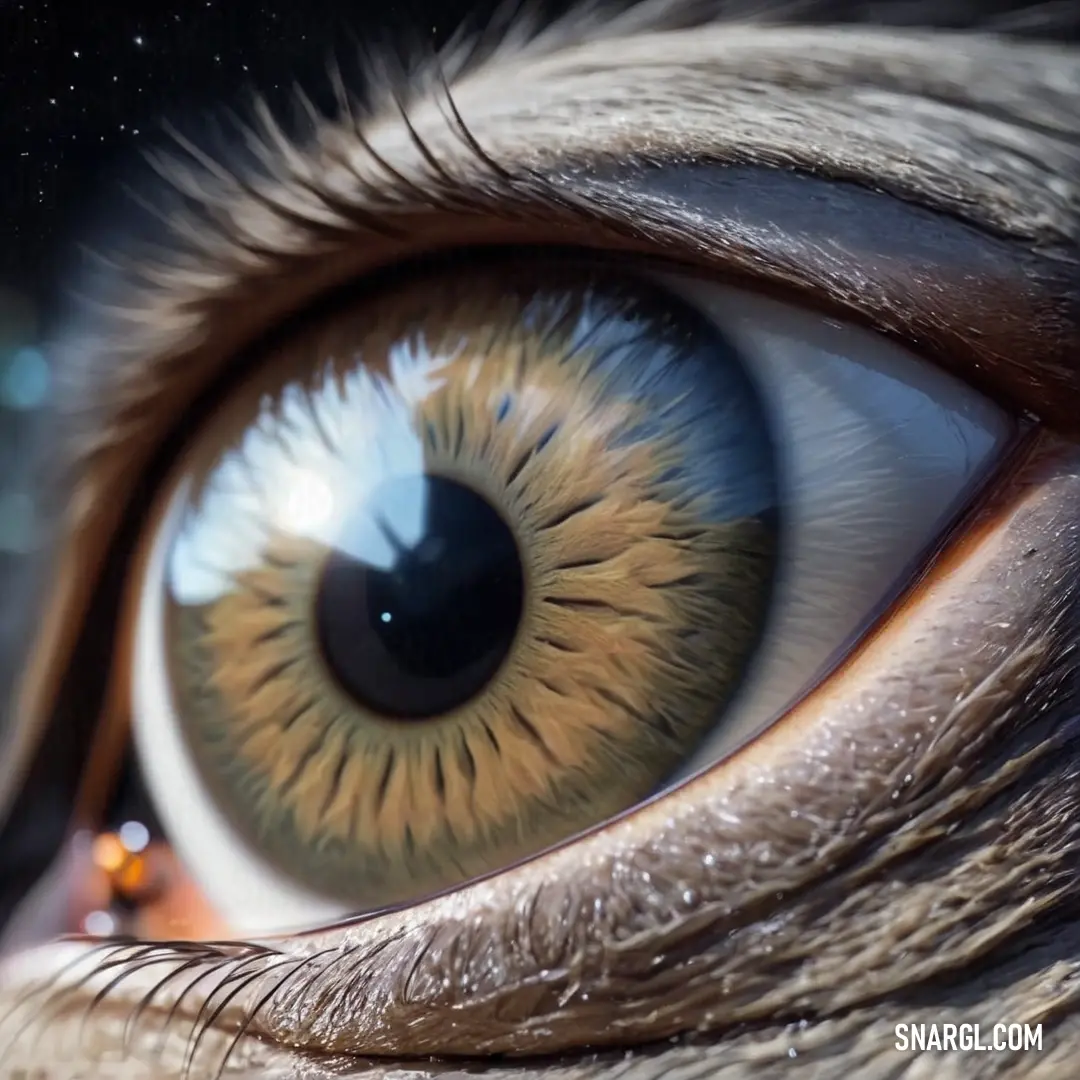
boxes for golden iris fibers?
[163,260,780,908]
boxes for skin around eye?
[126,255,1012,934]
[147,263,780,913]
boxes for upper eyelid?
[27,24,1076,540]
[43,23,1076,481]
[56,21,1080,461]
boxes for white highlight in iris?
[271,469,336,535]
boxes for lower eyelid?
[4,431,1074,1064]
[254,438,1080,1056]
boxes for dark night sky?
[0,0,466,306]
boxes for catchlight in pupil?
[317,475,525,719]
[156,260,782,910]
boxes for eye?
[2,13,1078,1073]
[121,251,1011,933]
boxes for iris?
[162,262,779,906]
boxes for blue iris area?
[518,282,779,526]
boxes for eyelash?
[0,937,278,1073]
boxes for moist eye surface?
[161,260,781,908]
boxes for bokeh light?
[0,287,48,560]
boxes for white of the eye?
[132,282,1012,933]
[663,279,1011,775]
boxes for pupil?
[316,475,524,719]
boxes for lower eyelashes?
[164,266,780,909]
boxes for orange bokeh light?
[77,831,230,941]
[90,832,127,875]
